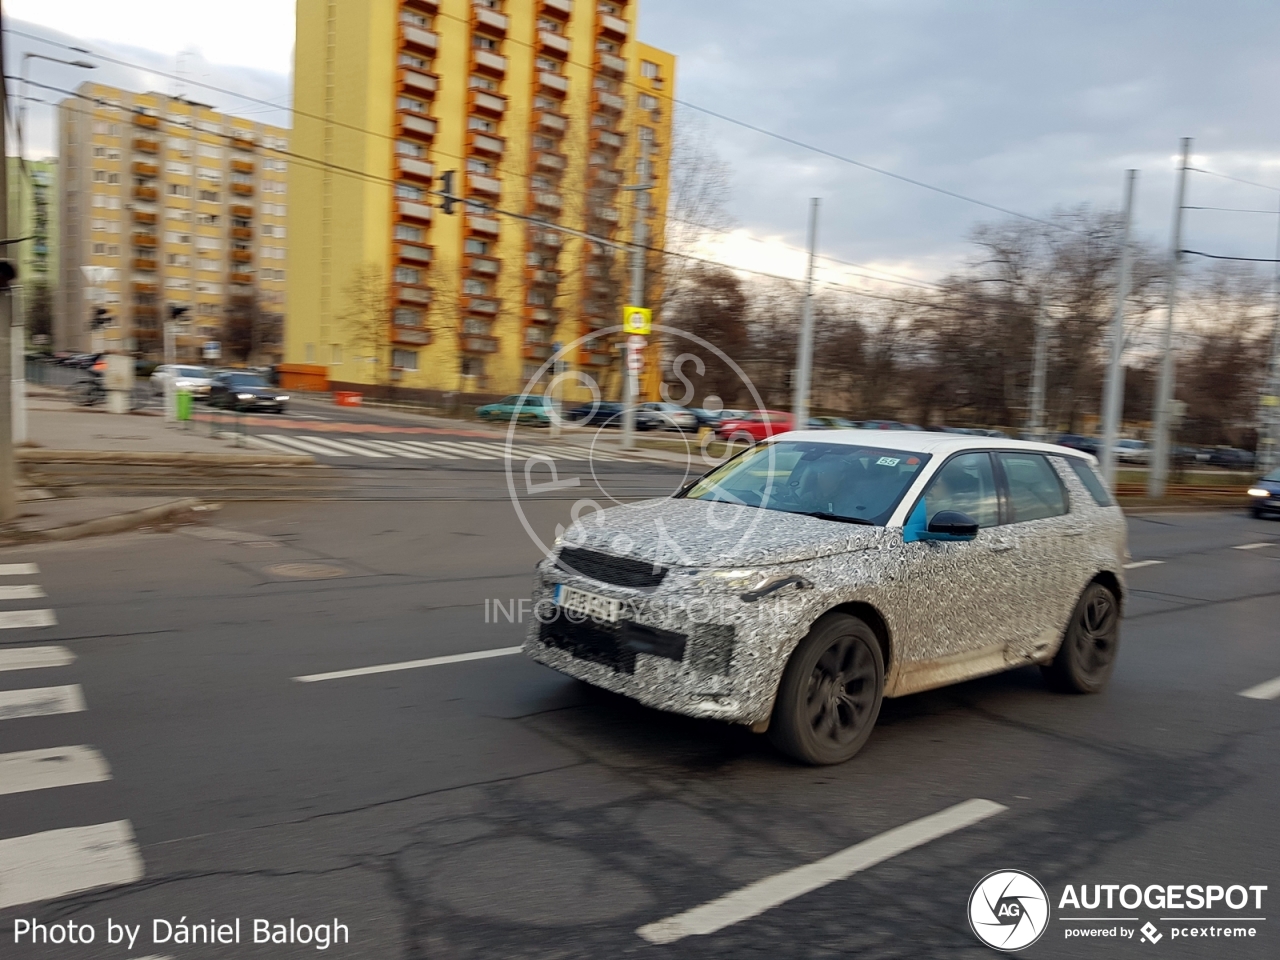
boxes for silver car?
[525,433,1127,765]
[151,364,213,398]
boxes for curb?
[17,449,314,467]
[0,497,204,545]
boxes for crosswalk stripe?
[0,746,112,797]
[299,435,392,458]
[0,609,57,629]
[0,564,38,576]
[0,646,75,673]
[336,437,414,459]
[0,820,144,910]
[262,434,353,457]
[0,585,46,600]
[0,685,86,722]
[425,441,504,459]
[246,434,303,456]
[397,441,463,459]
[354,439,429,459]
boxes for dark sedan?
[208,371,290,413]
[1208,447,1255,469]
[565,402,661,431]
[1247,468,1280,518]
[1055,433,1100,455]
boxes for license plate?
[554,584,621,623]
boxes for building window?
[168,184,192,197]
[535,58,558,73]
[394,308,423,327]
[305,343,315,362]
[394,224,424,242]
[461,357,485,377]
[464,239,489,255]
[397,96,428,114]
[107,245,120,257]
[399,52,428,69]
[199,190,220,202]
[639,94,659,111]
[464,319,489,334]
[641,60,660,78]
[466,158,493,174]
[394,266,421,284]
[395,183,425,201]
[469,74,498,91]
[396,139,425,158]
[93,171,107,182]
[400,9,429,26]
[392,349,419,371]
[196,213,220,226]
[473,36,497,50]
[463,279,489,296]
[597,40,618,53]
[92,242,106,255]
[467,116,496,132]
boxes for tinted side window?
[920,452,999,528]
[1066,458,1114,507]
[999,453,1068,522]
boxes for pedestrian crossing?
[0,563,145,911]
[247,433,631,462]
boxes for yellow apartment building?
[288,0,675,399]
[57,83,290,360]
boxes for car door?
[992,451,1080,662]
[896,451,1023,690]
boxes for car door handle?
[987,540,1017,553]
[1061,528,1086,538]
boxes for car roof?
[771,429,1096,461]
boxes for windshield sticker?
[876,457,901,467]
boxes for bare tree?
[341,263,393,389]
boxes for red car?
[715,410,794,443]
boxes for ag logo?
[968,870,1050,951]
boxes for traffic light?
[88,307,110,330]
[440,170,457,215]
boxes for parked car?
[716,410,794,443]
[208,371,290,413]
[639,402,699,432]
[1114,438,1150,464]
[1207,447,1255,469]
[475,394,554,426]
[151,364,213,397]
[1248,468,1280,518]
[564,402,662,431]
[856,419,910,431]
[810,416,860,430]
[1055,434,1100,456]
[528,433,1126,764]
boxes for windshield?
[680,441,930,525]
[227,374,268,387]
[176,367,206,378]
[1266,469,1280,482]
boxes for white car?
[1114,439,1150,464]
[639,402,699,432]
[151,364,213,398]
[526,432,1127,765]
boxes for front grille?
[540,617,687,674]
[556,546,667,589]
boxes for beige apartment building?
[57,83,289,360]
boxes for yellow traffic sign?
[622,306,652,335]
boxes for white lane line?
[0,563,38,576]
[299,435,392,458]
[636,798,1008,945]
[1239,675,1280,700]
[1124,560,1165,570]
[1234,542,1275,551]
[0,609,57,629]
[261,434,354,458]
[398,441,463,460]
[0,745,112,797]
[294,645,524,683]
[356,439,429,459]
[245,434,303,456]
[0,585,46,600]
[0,646,75,673]
[0,685,86,722]
[0,820,144,910]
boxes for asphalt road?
[0,475,1277,958]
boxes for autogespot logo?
[969,870,1051,952]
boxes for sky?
[8,0,1280,293]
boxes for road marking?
[0,585,46,600]
[0,685,86,721]
[355,439,429,459]
[0,609,56,629]
[1124,560,1164,570]
[0,646,75,673]
[0,820,144,910]
[0,563,38,576]
[635,798,1008,945]
[1233,542,1275,551]
[245,434,304,456]
[1239,675,1280,700]
[294,645,524,683]
[425,441,504,459]
[299,435,393,458]
[0,745,112,797]
[398,441,463,459]
[261,434,354,457]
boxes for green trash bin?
[176,390,193,422]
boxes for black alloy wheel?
[769,613,885,765]
[1043,582,1121,694]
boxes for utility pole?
[1149,138,1192,499]
[1100,169,1138,488]
[1259,197,1280,475]
[1027,299,1048,441]
[0,0,17,522]
[621,140,652,451]
[791,198,820,428]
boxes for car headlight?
[237,393,255,400]
[1248,487,1270,497]
[276,394,290,401]
[174,380,191,389]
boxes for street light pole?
[1259,197,1280,476]
[621,142,652,452]
[0,0,16,521]
[791,198,820,428]
[1100,169,1138,488]
[1149,138,1192,499]
[1027,299,1049,441]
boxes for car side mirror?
[925,511,979,540]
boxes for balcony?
[132,257,157,272]
[595,129,625,150]
[524,342,552,361]
[399,114,437,139]
[231,182,254,196]
[594,168,622,185]
[398,200,434,223]
[231,249,253,263]
[133,113,159,129]
[469,90,506,117]
[468,214,500,236]
[231,226,253,240]
[595,90,626,113]
[536,111,567,133]
[465,297,500,316]
[472,49,507,77]
[230,204,254,219]
[399,243,433,264]
[473,6,508,34]
[527,307,555,324]
[465,174,500,197]
[541,0,573,19]
[393,326,432,346]
[132,281,158,295]
[133,210,157,225]
[535,152,567,172]
[403,0,438,12]
[398,156,434,181]
[396,285,432,305]
[402,25,439,54]
[230,272,254,285]
[133,137,159,154]
[538,72,569,96]
[463,336,499,354]
[598,13,629,40]
[133,233,157,248]
[539,31,570,58]
[534,192,562,211]
[400,68,438,97]
[468,256,499,276]
[596,51,627,77]
[230,136,255,151]
[467,132,505,156]
[597,207,620,223]
[133,185,158,202]
[231,159,255,175]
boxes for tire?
[1042,581,1120,694]
[768,613,885,765]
